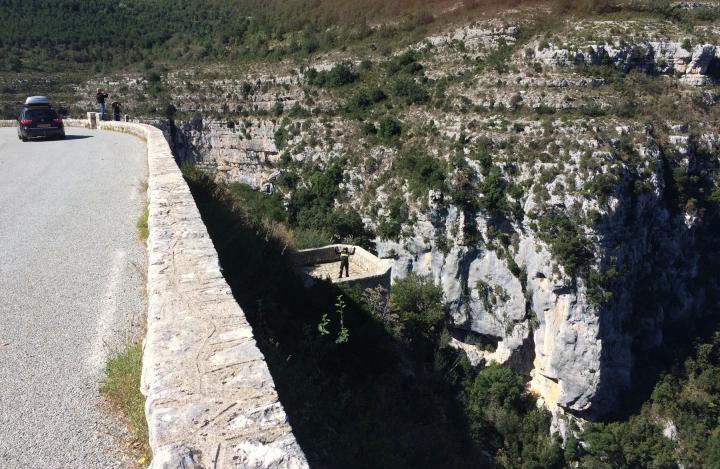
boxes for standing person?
[111,101,121,121]
[335,245,356,279]
[96,88,109,120]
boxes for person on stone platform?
[335,246,356,278]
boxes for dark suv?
[17,97,65,141]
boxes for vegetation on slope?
[184,150,720,467]
[0,0,537,73]
[183,166,569,468]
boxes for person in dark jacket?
[111,101,121,121]
[335,245,356,278]
[96,88,109,121]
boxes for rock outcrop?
[532,41,719,85]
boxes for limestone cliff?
[163,12,720,421]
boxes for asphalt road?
[0,127,147,468]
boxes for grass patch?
[136,207,149,241]
[101,341,150,466]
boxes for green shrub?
[395,150,448,197]
[228,183,287,224]
[377,196,409,241]
[472,137,494,176]
[274,127,290,149]
[292,228,332,249]
[388,273,446,358]
[537,210,593,277]
[347,88,387,112]
[463,364,565,468]
[360,121,378,135]
[478,166,508,213]
[386,50,424,76]
[286,162,374,246]
[378,116,403,141]
[393,77,430,105]
[305,62,358,87]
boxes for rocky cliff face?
[533,40,719,85]
[173,117,281,187]
[164,12,720,421]
[371,130,713,418]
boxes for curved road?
[0,127,147,468]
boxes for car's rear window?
[24,109,57,119]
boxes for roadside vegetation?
[136,207,149,241]
[100,342,151,467]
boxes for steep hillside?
[157,0,720,429]
[0,0,520,73]
[4,0,720,466]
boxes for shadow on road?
[61,135,93,141]
[25,135,93,142]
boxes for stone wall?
[1,117,308,468]
[95,120,308,468]
[290,244,393,291]
[0,118,94,128]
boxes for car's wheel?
[21,136,28,142]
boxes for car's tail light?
[52,118,63,125]
[20,119,32,125]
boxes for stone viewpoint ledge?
[0,117,307,468]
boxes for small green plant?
[335,295,349,344]
[318,313,331,335]
[318,295,350,343]
[395,150,448,197]
[136,207,149,241]
[393,77,430,105]
[378,116,403,142]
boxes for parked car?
[17,96,65,142]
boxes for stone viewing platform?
[290,244,393,291]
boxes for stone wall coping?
[96,119,308,468]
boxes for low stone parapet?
[0,119,90,128]
[93,120,308,468]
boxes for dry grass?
[100,341,151,467]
